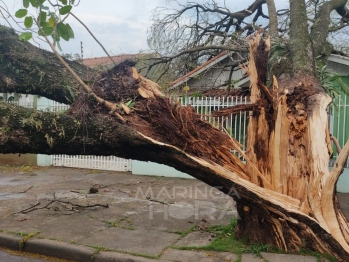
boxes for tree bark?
[311,0,349,58]
[1,25,349,260]
[289,0,314,75]
[0,26,91,104]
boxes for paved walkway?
[0,167,340,261]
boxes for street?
[0,248,70,262]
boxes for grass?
[88,245,110,257]
[7,230,34,237]
[172,219,337,262]
[171,225,197,238]
[7,231,41,250]
[101,217,134,230]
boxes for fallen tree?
[1,0,349,259]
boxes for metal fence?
[329,96,349,168]
[174,96,249,153]
[177,95,348,168]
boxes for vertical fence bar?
[337,96,341,159]
[343,95,347,150]
[243,96,247,152]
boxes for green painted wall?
[331,76,349,157]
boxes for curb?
[0,233,158,262]
[23,239,95,262]
[94,251,161,262]
[0,233,22,250]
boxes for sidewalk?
[0,167,337,262]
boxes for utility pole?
[80,41,83,59]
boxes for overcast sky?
[1,0,288,58]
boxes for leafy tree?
[147,0,349,89]
[0,0,349,260]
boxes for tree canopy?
[147,0,349,83]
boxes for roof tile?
[82,54,139,68]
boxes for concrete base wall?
[337,168,349,193]
[131,160,193,179]
[0,154,37,166]
[37,154,51,166]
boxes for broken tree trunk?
[0,25,349,260]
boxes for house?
[167,52,349,96]
[167,51,250,94]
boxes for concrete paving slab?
[241,253,264,262]
[79,227,179,256]
[161,248,237,262]
[32,213,108,242]
[173,231,216,247]
[2,211,60,232]
[260,252,317,262]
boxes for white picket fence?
[51,155,132,171]
[44,101,132,171]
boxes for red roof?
[82,54,139,68]
[168,51,228,87]
[168,30,265,89]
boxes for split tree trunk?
[1,25,349,260]
[236,35,349,257]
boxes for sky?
[0,0,288,58]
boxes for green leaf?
[39,21,48,27]
[29,0,39,8]
[66,84,75,101]
[59,0,68,4]
[125,100,135,109]
[15,9,28,18]
[48,16,55,27]
[65,23,74,39]
[38,11,46,23]
[51,30,60,42]
[23,0,30,8]
[38,26,54,36]
[57,41,62,51]
[19,32,32,41]
[24,16,33,28]
[59,5,72,15]
[57,23,69,41]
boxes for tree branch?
[311,0,348,57]
[265,0,278,38]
